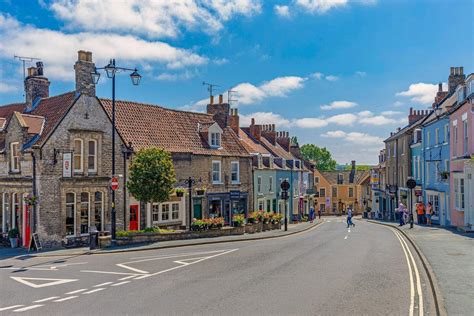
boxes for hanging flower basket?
[24,194,39,206]
[175,188,185,197]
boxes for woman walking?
[426,202,433,226]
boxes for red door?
[23,204,31,248]
[129,205,139,231]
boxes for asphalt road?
[0,219,435,315]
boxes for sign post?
[406,179,417,229]
[281,180,290,231]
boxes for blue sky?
[1,0,473,164]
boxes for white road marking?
[327,220,331,222]
[130,249,238,260]
[396,230,424,316]
[65,289,87,294]
[0,305,24,311]
[134,275,151,280]
[118,275,136,281]
[94,282,113,287]
[53,296,78,302]
[111,281,130,287]
[393,229,415,316]
[116,263,149,274]
[13,305,43,312]
[10,277,78,288]
[344,235,348,240]
[83,288,105,294]
[81,270,141,276]
[33,296,59,303]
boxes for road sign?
[280,180,290,191]
[111,176,119,191]
[406,179,417,189]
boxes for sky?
[0,0,473,165]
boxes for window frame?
[231,161,240,184]
[212,160,222,184]
[348,187,354,198]
[94,191,104,231]
[10,142,20,172]
[152,203,160,223]
[73,138,84,173]
[269,176,273,192]
[65,192,76,237]
[171,203,180,220]
[210,132,221,148]
[88,139,98,173]
[257,176,262,193]
[80,192,90,235]
[319,187,326,197]
[463,119,468,155]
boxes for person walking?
[426,202,433,226]
[318,207,322,220]
[397,202,407,226]
[347,207,355,228]
[416,202,425,224]
[309,206,315,223]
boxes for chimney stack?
[25,61,50,112]
[207,94,230,128]
[448,66,465,94]
[277,130,290,151]
[261,122,277,145]
[229,108,239,135]
[408,107,428,125]
[249,117,262,141]
[74,50,95,97]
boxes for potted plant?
[232,214,245,227]
[24,194,39,206]
[8,228,19,248]
[196,186,206,196]
[175,188,185,197]
[440,171,449,180]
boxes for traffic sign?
[406,179,416,189]
[280,180,290,191]
[111,176,119,191]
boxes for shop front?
[207,191,248,225]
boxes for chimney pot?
[210,95,214,105]
[438,83,442,91]
[251,118,255,125]
[219,94,223,104]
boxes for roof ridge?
[100,97,213,118]
[21,113,45,119]
[40,91,76,100]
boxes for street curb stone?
[365,219,447,316]
[22,221,323,258]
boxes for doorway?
[23,203,31,248]
[129,205,139,231]
[193,199,202,219]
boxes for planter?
[9,238,18,248]
[263,223,272,231]
[176,191,184,197]
[196,190,205,196]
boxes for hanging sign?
[63,153,72,178]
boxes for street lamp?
[182,177,201,230]
[91,59,141,242]
[434,106,442,118]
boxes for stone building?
[314,168,334,214]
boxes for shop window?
[212,161,221,183]
[74,139,83,173]
[12,193,20,230]
[66,193,75,236]
[231,161,240,184]
[272,199,277,212]
[88,140,97,173]
[266,200,271,212]
[80,192,89,234]
[10,142,20,172]
[332,203,337,213]
[94,191,103,231]
[152,204,159,222]
[161,204,170,221]
[172,203,179,220]
[209,200,222,217]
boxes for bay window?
[152,204,159,222]
[161,204,170,221]
[171,203,179,220]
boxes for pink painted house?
[449,73,474,229]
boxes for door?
[193,199,202,219]
[129,205,139,231]
[23,204,31,248]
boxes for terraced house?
[0,51,253,247]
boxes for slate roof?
[259,136,294,160]
[239,128,271,155]
[320,170,370,185]
[100,98,250,157]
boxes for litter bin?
[89,227,99,250]
[363,212,368,218]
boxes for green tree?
[300,144,337,171]
[344,165,373,171]
[127,147,176,204]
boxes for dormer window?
[10,142,20,172]
[211,132,221,147]
[337,173,344,184]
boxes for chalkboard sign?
[29,233,42,252]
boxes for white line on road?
[81,270,141,276]
[393,229,415,316]
[53,296,78,302]
[130,249,238,260]
[0,305,24,311]
[33,296,59,303]
[94,282,113,287]
[111,281,130,287]
[13,305,43,312]
[118,275,136,281]
[134,275,151,280]
[65,289,88,294]
[83,288,105,294]
[344,235,348,240]
[116,263,149,274]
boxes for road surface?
[0,219,435,315]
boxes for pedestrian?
[426,202,433,226]
[318,207,322,220]
[347,207,355,228]
[397,202,406,226]
[416,202,425,224]
[309,206,315,223]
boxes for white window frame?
[269,176,273,192]
[463,119,468,155]
[426,162,430,184]
[210,132,221,148]
[94,191,104,231]
[10,142,20,172]
[152,203,160,223]
[435,128,439,145]
[65,192,76,237]
[426,132,430,148]
[80,192,90,235]
[171,203,180,220]
[444,124,449,143]
[212,160,222,184]
[231,161,240,184]
[257,176,262,193]
[161,203,170,221]
[88,139,98,173]
[2,193,9,233]
[73,138,83,173]
[11,192,20,229]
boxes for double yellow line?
[392,228,424,316]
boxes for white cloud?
[320,100,357,110]
[293,118,328,128]
[295,0,348,13]
[213,58,229,65]
[0,14,207,81]
[274,5,291,17]
[156,70,197,81]
[0,82,18,93]
[396,82,447,104]
[322,130,383,145]
[240,112,292,127]
[49,0,262,39]
[325,75,339,81]
[326,113,358,125]
[393,100,404,107]
[311,72,324,79]
[355,71,366,77]
[381,110,402,116]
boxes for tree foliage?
[300,144,337,171]
[344,165,373,171]
[127,147,176,204]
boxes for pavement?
[0,218,435,315]
[1,221,320,259]
[366,219,474,316]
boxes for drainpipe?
[31,151,37,233]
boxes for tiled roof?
[30,91,78,145]
[100,98,250,157]
[0,102,26,121]
[320,170,370,185]
[259,136,294,160]
[239,128,271,155]
[0,118,6,130]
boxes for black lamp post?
[121,142,133,232]
[182,177,201,230]
[91,59,141,242]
